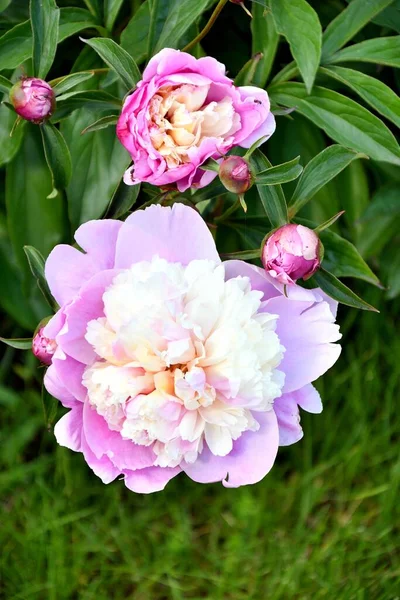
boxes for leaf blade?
[40,122,72,194]
[250,150,288,227]
[327,36,400,68]
[81,37,141,90]
[256,156,303,185]
[312,269,379,312]
[30,0,60,79]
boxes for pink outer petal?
[274,384,323,446]
[124,466,181,494]
[44,364,79,409]
[81,434,120,484]
[223,260,281,301]
[51,352,87,402]
[265,295,341,394]
[116,204,220,267]
[58,270,119,365]
[45,245,98,306]
[182,410,279,488]
[142,48,229,85]
[42,309,65,340]
[74,220,123,270]
[83,401,156,471]
[295,383,322,414]
[54,405,83,452]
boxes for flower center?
[148,84,241,168]
[82,258,285,468]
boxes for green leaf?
[256,156,303,185]
[270,0,321,93]
[320,66,400,129]
[0,9,98,71]
[104,180,140,219]
[314,211,345,233]
[121,0,149,65]
[327,36,400,68]
[30,0,60,79]
[221,249,261,260]
[234,54,264,87]
[0,74,12,93]
[23,245,56,309]
[250,150,288,227]
[0,337,32,350]
[321,0,394,59]
[251,0,279,87]
[153,0,213,54]
[312,269,379,312]
[318,228,382,288]
[42,382,58,430]
[61,108,131,228]
[289,145,364,216]
[81,114,118,134]
[357,184,400,258]
[81,37,141,91]
[6,125,66,286]
[0,103,26,167]
[268,83,400,166]
[40,122,72,195]
[104,0,124,31]
[52,89,121,121]
[51,71,96,96]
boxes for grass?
[0,289,399,600]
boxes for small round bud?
[10,78,55,123]
[219,156,253,194]
[32,327,57,365]
[262,224,322,285]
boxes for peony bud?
[32,327,57,365]
[219,156,253,194]
[10,78,55,123]
[262,224,322,285]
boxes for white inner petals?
[83,258,285,468]
[148,84,241,168]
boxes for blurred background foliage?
[0,0,399,597]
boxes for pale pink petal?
[44,364,79,409]
[81,434,120,484]
[124,466,181,494]
[51,353,87,401]
[182,410,279,488]
[45,245,98,306]
[116,204,220,267]
[74,220,123,270]
[223,260,280,301]
[83,401,155,471]
[54,405,83,451]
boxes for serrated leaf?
[256,156,303,185]
[30,0,60,79]
[327,36,400,68]
[40,122,72,195]
[81,37,141,91]
[270,0,321,93]
[251,0,279,87]
[0,337,32,350]
[289,145,364,216]
[51,71,95,96]
[250,150,288,227]
[321,0,394,59]
[312,269,379,312]
[320,66,400,129]
[269,83,400,166]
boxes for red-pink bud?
[219,156,253,194]
[32,327,57,365]
[262,224,322,285]
[10,78,55,123]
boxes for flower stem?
[182,0,230,53]
[214,198,241,223]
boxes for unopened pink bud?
[10,78,55,123]
[32,327,57,365]
[262,224,322,285]
[219,156,253,194]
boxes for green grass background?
[1,288,399,600]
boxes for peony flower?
[117,48,275,192]
[44,204,341,493]
[262,224,322,285]
[219,155,253,194]
[10,78,55,123]
[32,327,57,365]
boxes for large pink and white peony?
[43,204,341,493]
[117,48,275,192]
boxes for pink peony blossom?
[32,327,57,365]
[262,224,322,285]
[116,48,275,192]
[10,78,55,123]
[44,204,341,493]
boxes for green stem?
[182,0,230,52]
[214,198,241,223]
[269,61,299,87]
